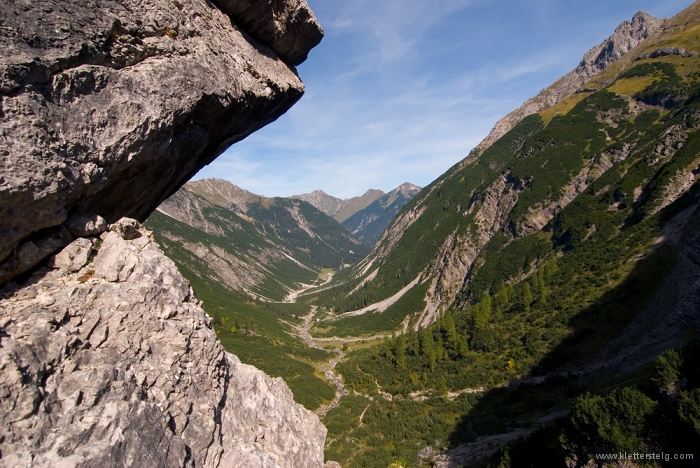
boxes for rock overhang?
[0,0,323,284]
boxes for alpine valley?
[146,2,700,468]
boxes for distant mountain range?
[291,182,421,244]
[290,188,385,222]
[146,178,370,302]
[341,182,422,244]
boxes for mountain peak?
[186,178,264,213]
[290,188,386,221]
[470,9,661,157]
[395,182,422,194]
[342,182,422,244]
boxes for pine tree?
[522,283,533,314]
[495,283,509,313]
[410,330,420,356]
[443,310,458,347]
[473,294,491,329]
[421,330,436,372]
[395,334,406,370]
[435,336,445,361]
[438,375,448,399]
[535,270,547,305]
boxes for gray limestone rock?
[109,217,143,241]
[0,0,326,464]
[212,0,324,66]
[0,227,74,285]
[0,223,327,467]
[0,0,322,283]
[65,214,107,238]
[47,237,94,273]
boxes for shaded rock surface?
[0,0,321,283]
[0,0,326,465]
[211,0,324,65]
[0,220,326,467]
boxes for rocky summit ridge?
[291,188,386,222]
[342,182,422,245]
[0,0,327,466]
[471,10,662,156]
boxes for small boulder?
[109,218,142,240]
[48,238,94,273]
[65,214,107,238]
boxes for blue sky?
[194,0,692,199]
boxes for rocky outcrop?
[211,0,324,66]
[0,220,326,467]
[0,0,326,465]
[418,173,522,327]
[0,0,322,283]
[471,11,661,156]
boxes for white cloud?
[195,0,694,200]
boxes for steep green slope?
[145,211,336,411]
[314,4,700,466]
[246,197,370,267]
[312,8,700,333]
[148,179,369,301]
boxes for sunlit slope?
[310,4,700,337]
[147,180,370,302]
[342,182,421,245]
[319,4,700,466]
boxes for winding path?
[289,307,348,416]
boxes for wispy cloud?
[195,0,692,199]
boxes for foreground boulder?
[0,220,326,467]
[0,0,322,283]
[0,0,327,464]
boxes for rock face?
[211,0,324,66]
[471,11,661,156]
[0,0,327,465]
[0,0,322,283]
[0,220,327,467]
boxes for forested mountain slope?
[308,4,700,466]
[147,178,369,302]
[311,5,700,335]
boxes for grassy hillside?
[246,197,370,268]
[313,13,700,328]
[314,4,700,466]
[145,184,373,411]
[146,212,336,410]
